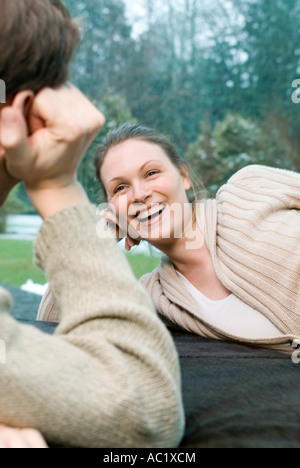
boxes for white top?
[176,271,283,339]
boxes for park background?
[1,0,300,290]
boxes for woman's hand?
[0,425,48,448]
[0,85,105,219]
[100,208,141,251]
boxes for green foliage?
[214,115,263,160]
[186,113,293,197]
[64,0,134,98]
[99,93,137,132]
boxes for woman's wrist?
[26,181,90,219]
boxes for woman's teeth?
[137,204,166,223]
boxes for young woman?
[39,123,300,354]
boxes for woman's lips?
[136,204,166,224]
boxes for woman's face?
[100,139,192,245]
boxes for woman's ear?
[180,163,192,191]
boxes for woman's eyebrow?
[108,160,162,186]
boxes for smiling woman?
[92,123,300,354]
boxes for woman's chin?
[139,231,174,247]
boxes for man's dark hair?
[0,0,80,99]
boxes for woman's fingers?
[100,209,128,240]
[125,237,141,251]
[101,209,122,240]
[101,209,142,248]
[125,238,131,251]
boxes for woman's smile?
[128,202,168,241]
[134,203,167,224]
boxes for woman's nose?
[131,182,152,204]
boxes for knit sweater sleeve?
[215,164,300,335]
[225,164,300,208]
[0,204,184,448]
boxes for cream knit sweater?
[0,204,184,448]
[38,165,300,354]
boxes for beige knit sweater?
[0,204,184,448]
[38,165,300,354]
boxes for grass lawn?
[0,239,161,287]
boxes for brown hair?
[94,123,205,209]
[0,0,80,100]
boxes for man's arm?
[0,87,184,448]
[0,207,184,448]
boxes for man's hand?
[0,86,105,218]
[0,91,36,206]
[0,425,48,448]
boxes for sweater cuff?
[34,203,113,271]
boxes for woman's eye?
[114,185,126,194]
[113,171,159,194]
[146,170,159,177]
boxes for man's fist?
[0,85,105,218]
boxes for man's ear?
[12,90,34,116]
[12,90,44,135]
[180,163,192,191]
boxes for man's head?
[0,0,80,102]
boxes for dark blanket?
[3,284,300,448]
